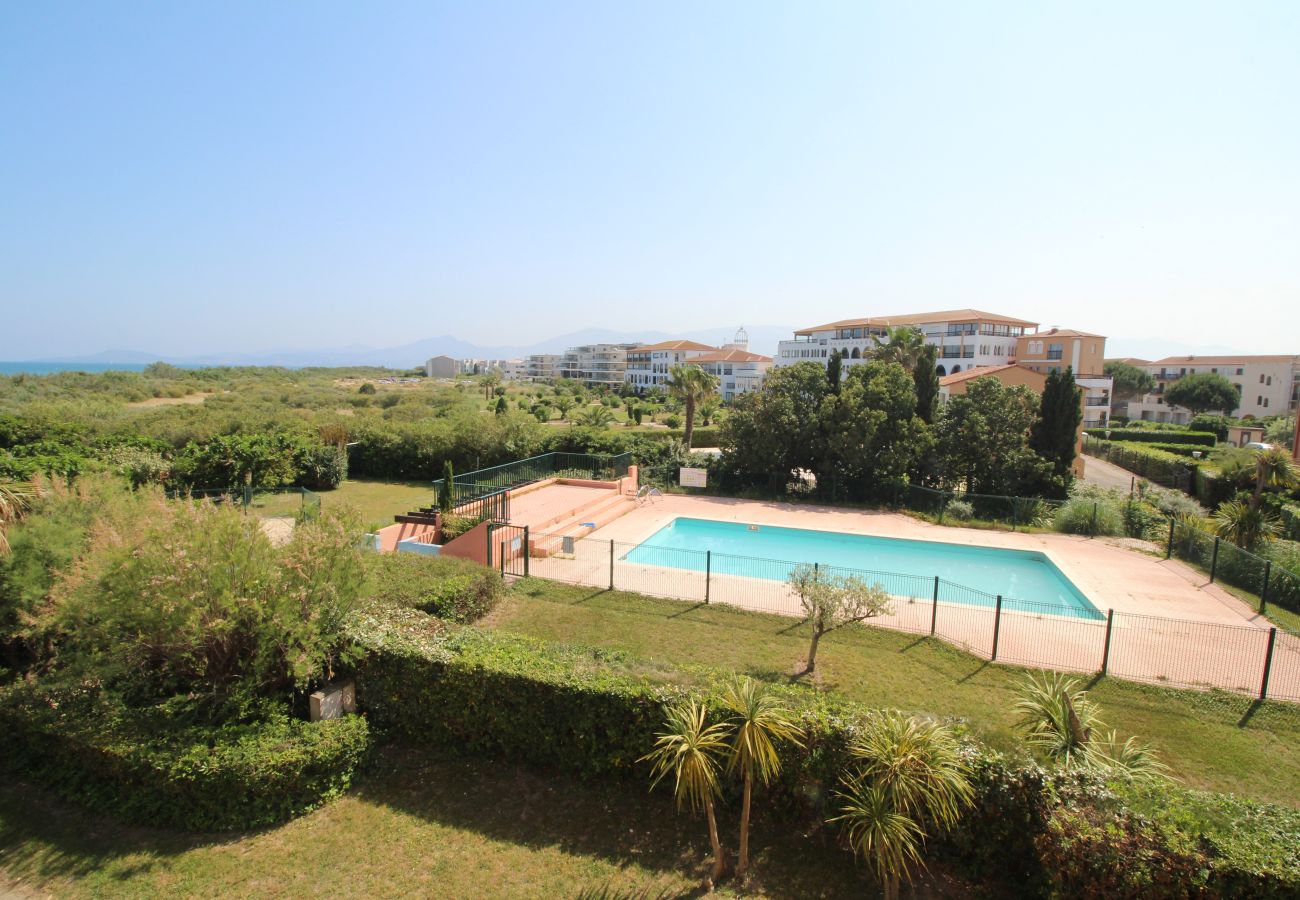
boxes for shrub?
[945,499,974,521]
[0,679,370,832]
[364,553,503,623]
[1104,429,1218,447]
[439,514,477,542]
[1054,498,1123,536]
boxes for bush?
[438,514,477,542]
[1104,429,1219,447]
[1054,498,1123,536]
[1189,415,1232,441]
[364,553,503,623]
[946,499,974,521]
[0,679,371,832]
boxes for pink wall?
[440,519,494,566]
[374,521,437,553]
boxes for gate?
[487,523,530,576]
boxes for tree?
[1103,361,1155,410]
[698,398,720,427]
[1031,367,1083,488]
[935,379,1047,496]
[1014,672,1166,779]
[494,396,508,415]
[912,345,939,425]
[788,564,893,673]
[438,460,454,513]
[667,364,720,451]
[358,382,377,395]
[826,349,843,395]
[640,700,733,887]
[554,396,574,421]
[1164,372,1241,416]
[869,326,928,369]
[482,371,502,400]
[818,362,929,502]
[719,677,804,881]
[830,714,974,900]
[0,480,38,556]
[1249,446,1299,511]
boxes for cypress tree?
[1032,367,1083,479]
[438,460,454,512]
[827,349,842,394]
[912,345,940,424]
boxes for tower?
[724,326,749,352]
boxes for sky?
[2,1,1298,360]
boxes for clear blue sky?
[3,1,1298,359]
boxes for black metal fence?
[165,485,322,518]
[432,451,634,509]
[501,528,1300,704]
[1164,518,1300,615]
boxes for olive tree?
[788,563,893,673]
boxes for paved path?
[1081,454,1138,492]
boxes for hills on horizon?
[1,327,1271,372]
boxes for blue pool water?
[623,518,1101,619]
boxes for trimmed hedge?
[363,553,505,623]
[636,427,722,447]
[1105,429,1219,447]
[346,603,1300,897]
[0,681,371,832]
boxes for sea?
[0,361,151,376]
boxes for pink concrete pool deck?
[581,495,1266,629]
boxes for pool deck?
[581,495,1266,629]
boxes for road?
[1080,454,1138,492]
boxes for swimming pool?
[622,518,1102,619]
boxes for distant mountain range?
[14,325,796,371]
[4,328,1270,373]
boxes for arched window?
[935,365,946,376]
[850,347,861,359]
[951,365,961,373]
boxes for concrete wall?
[374,521,438,553]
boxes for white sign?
[679,466,708,488]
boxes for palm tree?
[482,371,501,401]
[718,677,804,881]
[1250,447,1300,511]
[869,326,928,369]
[1013,672,1167,779]
[0,480,38,556]
[1213,499,1279,550]
[576,406,615,428]
[554,396,575,421]
[640,700,733,887]
[666,364,720,451]
[830,714,973,900]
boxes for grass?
[487,579,1300,807]
[0,747,973,899]
[249,478,434,526]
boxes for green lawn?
[250,478,434,528]
[487,580,1300,806]
[0,748,969,899]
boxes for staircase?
[528,490,635,557]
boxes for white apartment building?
[775,309,1037,375]
[624,340,716,389]
[558,343,641,388]
[524,354,561,382]
[424,355,459,379]
[1122,355,1300,424]
[691,349,772,401]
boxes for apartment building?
[690,349,773,401]
[557,343,641,388]
[775,309,1036,374]
[423,355,459,379]
[1120,355,1300,424]
[624,340,716,389]
[1015,328,1113,431]
[523,354,561,382]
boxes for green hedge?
[1277,503,1300,543]
[346,603,1299,897]
[636,427,722,447]
[1083,438,1198,487]
[1104,429,1219,447]
[0,681,371,832]
[363,553,504,623]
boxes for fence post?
[1260,627,1278,701]
[938,495,948,525]
[930,576,939,636]
[499,541,506,577]
[609,539,615,591]
[1210,537,1220,583]
[705,550,712,604]
[1166,518,1175,559]
[991,596,1003,661]
[485,524,494,568]
[523,526,530,577]
[1260,562,1271,615]
[1101,609,1114,675]
[1090,502,1098,537]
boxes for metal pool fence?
[432,451,633,508]
[165,485,322,518]
[489,525,1300,705]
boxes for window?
[1267,376,1273,386]
[1047,344,1064,360]
[1237,368,1244,376]
[1260,374,1266,383]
